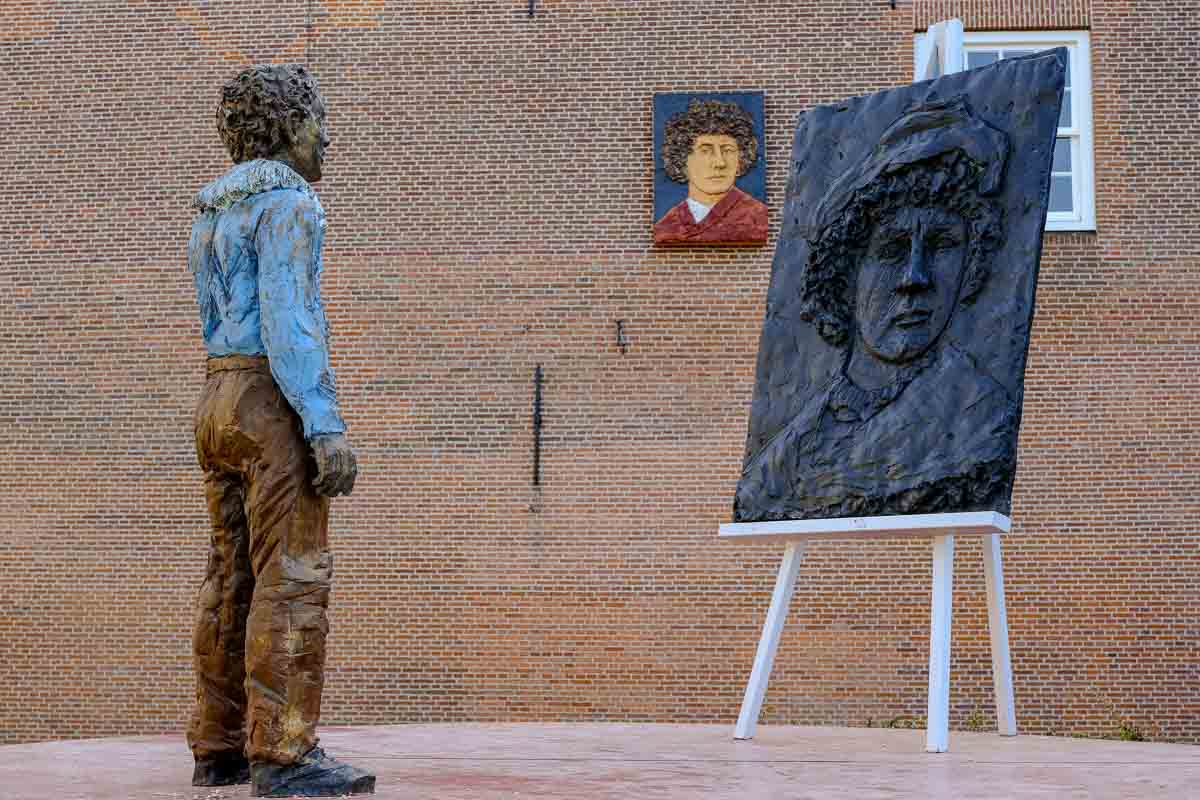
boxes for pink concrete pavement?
[1,724,1197,800]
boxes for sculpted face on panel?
[734,51,1066,522]
[854,206,967,367]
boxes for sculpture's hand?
[310,433,358,497]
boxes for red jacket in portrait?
[653,187,768,246]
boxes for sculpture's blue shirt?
[189,160,345,440]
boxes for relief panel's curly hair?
[217,64,324,163]
[799,150,1004,348]
[661,99,759,183]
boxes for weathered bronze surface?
[734,51,1066,522]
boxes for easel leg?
[735,541,805,740]
[983,533,1017,736]
[925,533,954,753]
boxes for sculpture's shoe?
[192,751,250,786]
[251,747,375,797]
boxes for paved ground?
[1,723,1197,799]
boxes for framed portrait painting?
[652,91,767,246]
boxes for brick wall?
[914,0,1090,30]
[0,0,1196,746]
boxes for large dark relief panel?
[734,51,1066,522]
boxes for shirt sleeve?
[255,190,347,441]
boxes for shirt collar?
[192,159,321,213]
[686,197,713,223]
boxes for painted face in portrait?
[854,206,968,364]
[685,133,740,202]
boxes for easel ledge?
[719,510,1010,542]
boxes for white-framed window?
[962,31,1095,231]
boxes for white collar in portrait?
[686,197,713,222]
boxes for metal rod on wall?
[532,364,543,486]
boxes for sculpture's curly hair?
[661,99,759,183]
[217,64,324,163]
[799,150,1004,348]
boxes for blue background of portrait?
[653,91,766,225]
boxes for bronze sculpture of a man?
[187,64,373,797]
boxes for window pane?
[1059,88,1072,127]
[963,33,1090,228]
[1052,138,1071,173]
[967,50,999,70]
[1049,175,1074,213]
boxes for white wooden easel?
[725,18,1019,754]
[720,512,1016,753]
[914,17,964,81]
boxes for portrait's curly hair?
[799,149,1004,348]
[661,99,759,183]
[217,64,324,163]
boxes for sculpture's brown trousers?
[188,354,331,766]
